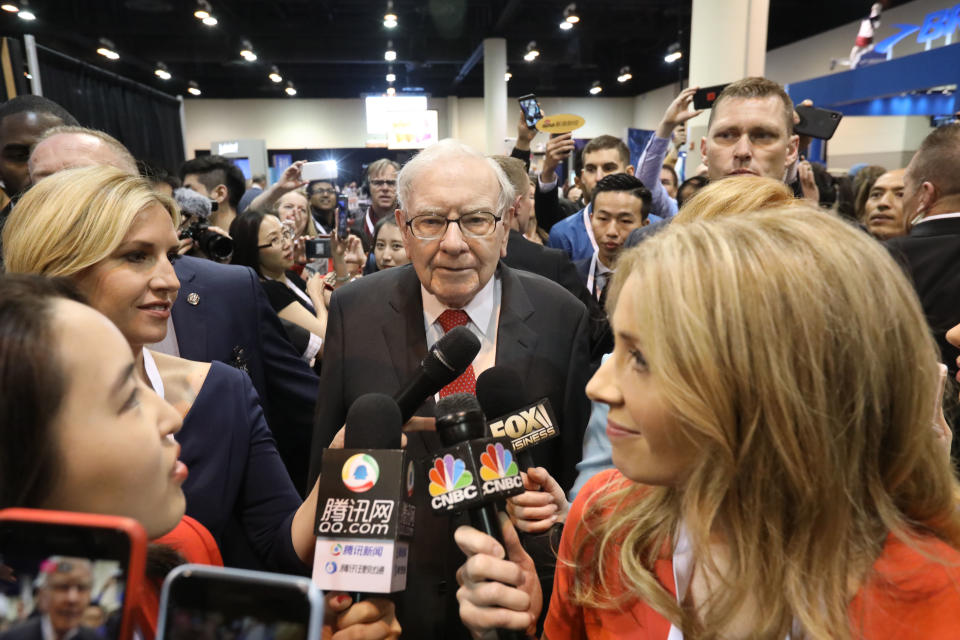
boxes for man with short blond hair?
[29,125,137,183]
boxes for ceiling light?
[386,72,396,83]
[285,81,297,96]
[559,21,572,30]
[96,38,119,61]
[193,0,212,19]
[386,87,396,96]
[664,42,682,63]
[154,62,171,80]
[589,80,602,95]
[268,66,283,83]
[1,4,19,12]
[383,0,397,28]
[202,15,217,25]
[523,41,539,62]
[240,39,257,61]
[504,68,512,81]
[563,3,580,23]
[16,1,33,20]
[617,66,632,83]
[385,40,397,61]
[187,81,202,96]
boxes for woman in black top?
[230,211,328,341]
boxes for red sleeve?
[153,515,224,566]
[543,469,622,640]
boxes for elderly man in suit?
[0,559,100,640]
[309,139,591,638]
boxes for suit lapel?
[383,266,428,392]
[496,264,538,382]
[172,258,209,361]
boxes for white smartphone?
[300,160,338,182]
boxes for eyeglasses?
[405,212,502,240]
[313,188,337,196]
[258,227,295,249]
[370,179,397,188]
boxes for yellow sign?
[536,113,585,134]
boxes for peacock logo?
[428,454,473,496]
[479,442,519,480]
[341,453,380,493]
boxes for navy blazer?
[172,256,320,492]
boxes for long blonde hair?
[3,165,179,277]
[573,206,960,639]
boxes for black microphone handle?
[468,504,528,640]
[393,372,436,424]
[517,450,535,472]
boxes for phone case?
[0,508,147,640]
[794,106,843,140]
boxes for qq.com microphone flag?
[312,394,415,594]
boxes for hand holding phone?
[794,105,843,140]
[692,83,730,110]
[517,94,544,130]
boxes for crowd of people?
[1,73,959,639]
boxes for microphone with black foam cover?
[476,367,560,471]
[427,393,526,640]
[393,325,481,424]
[312,393,416,594]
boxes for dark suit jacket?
[504,230,611,360]
[885,217,960,376]
[308,262,591,638]
[0,618,100,640]
[172,255,320,493]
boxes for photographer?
[174,187,234,263]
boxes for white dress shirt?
[421,274,501,380]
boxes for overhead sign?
[536,113,585,134]
[875,3,960,56]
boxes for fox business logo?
[488,400,557,451]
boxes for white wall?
[183,95,638,158]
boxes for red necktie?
[437,309,477,397]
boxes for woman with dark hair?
[230,210,328,340]
[0,274,221,639]
[0,274,399,640]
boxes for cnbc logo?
[342,453,380,493]
[428,454,476,508]
[479,443,523,496]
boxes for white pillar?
[482,38,507,154]
[687,0,769,168]
[447,95,460,140]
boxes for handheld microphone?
[393,325,480,424]
[476,367,560,470]
[312,393,415,594]
[428,393,526,640]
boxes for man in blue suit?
[537,134,635,262]
[27,127,321,492]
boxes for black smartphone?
[157,564,323,640]
[517,93,544,129]
[305,235,332,260]
[336,202,349,239]
[692,83,730,110]
[930,114,959,128]
[0,509,147,640]
[794,105,843,140]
